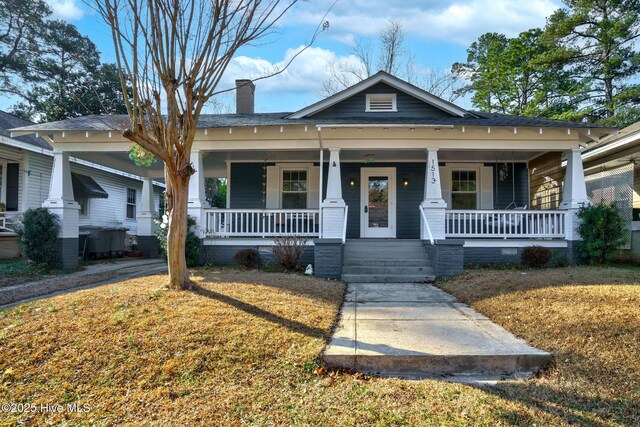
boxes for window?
[366,93,397,112]
[451,170,477,209]
[281,170,307,209]
[126,188,136,218]
[77,197,89,215]
[159,192,165,214]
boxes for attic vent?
[366,93,397,112]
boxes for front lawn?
[0,266,638,426]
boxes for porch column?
[560,148,590,252]
[187,150,211,239]
[136,177,159,258]
[420,148,446,241]
[42,150,79,269]
[321,148,346,239]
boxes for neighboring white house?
[9,72,618,276]
[581,121,640,262]
[0,110,164,259]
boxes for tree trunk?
[167,176,191,289]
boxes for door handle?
[364,205,368,213]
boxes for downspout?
[317,126,324,238]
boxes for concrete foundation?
[314,239,344,279]
[56,237,78,270]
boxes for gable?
[309,82,457,120]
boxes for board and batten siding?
[310,82,455,120]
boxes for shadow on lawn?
[190,284,329,339]
[473,380,640,427]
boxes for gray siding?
[311,82,455,120]
[230,163,273,208]
[487,162,529,209]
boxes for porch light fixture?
[403,178,409,188]
[364,154,376,164]
[349,178,356,188]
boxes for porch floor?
[323,283,551,379]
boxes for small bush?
[271,236,308,271]
[550,249,569,267]
[521,246,552,268]
[577,203,626,264]
[14,208,60,269]
[234,248,260,269]
[155,215,201,267]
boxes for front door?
[360,167,396,238]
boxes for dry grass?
[438,266,640,426]
[0,266,638,426]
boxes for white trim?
[287,71,469,119]
[463,239,568,248]
[0,160,6,204]
[203,238,315,246]
[582,129,640,161]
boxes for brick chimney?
[235,79,255,114]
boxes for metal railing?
[445,209,565,239]
[205,209,320,238]
[419,207,435,245]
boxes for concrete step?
[342,259,430,267]
[342,266,434,275]
[341,274,435,283]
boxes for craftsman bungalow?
[9,72,616,278]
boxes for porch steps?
[342,239,435,283]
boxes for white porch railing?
[205,209,320,238]
[0,213,14,233]
[445,210,565,239]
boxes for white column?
[188,150,210,238]
[321,148,346,239]
[136,177,157,236]
[561,148,590,240]
[43,150,79,239]
[420,148,446,241]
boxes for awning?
[71,173,109,199]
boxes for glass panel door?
[360,167,396,238]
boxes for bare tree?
[377,19,406,75]
[94,0,326,289]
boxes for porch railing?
[205,209,320,238]
[445,210,565,239]
[0,213,14,233]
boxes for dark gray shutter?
[6,163,19,211]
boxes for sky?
[1,0,563,115]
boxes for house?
[581,122,640,262]
[9,72,616,277]
[0,110,164,260]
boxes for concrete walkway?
[0,259,167,307]
[323,283,552,380]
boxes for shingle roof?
[0,110,52,150]
[8,111,614,134]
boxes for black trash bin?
[79,225,129,259]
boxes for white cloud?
[286,0,561,45]
[46,0,85,20]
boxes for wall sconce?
[349,178,356,188]
[403,178,409,188]
[332,161,337,167]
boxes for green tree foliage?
[453,30,579,118]
[543,0,640,127]
[14,208,60,269]
[205,178,227,208]
[155,216,201,267]
[577,203,627,264]
[0,0,50,96]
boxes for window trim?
[0,161,6,205]
[280,168,309,209]
[365,93,397,112]
[77,196,89,216]
[126,188,137,219]
[451,168,479,209]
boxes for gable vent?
[366,93,397,112]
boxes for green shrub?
[521,245,552,268]
[155,215,201,267]
[234,248,260,268]
[14,208,60,269]
[577,203,626,264]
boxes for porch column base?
[137,235,160,259]
[44,203,80,270]
[321,199,346,239]
[56,237,79,270]
[420,202,446,241]
[424,239,463,278]
[314,238,344,279]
